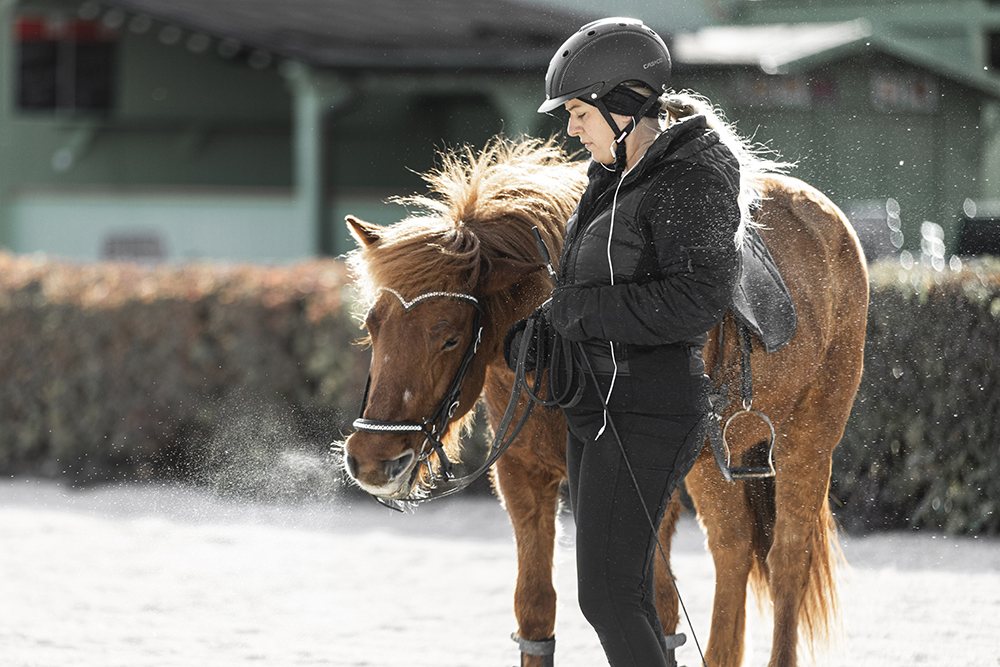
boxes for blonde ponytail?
[659,91,793,247]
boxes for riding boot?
[664,632,686,667]
[513,633,555,667]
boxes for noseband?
[352,288,483,485]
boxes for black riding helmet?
[538,17,672,170]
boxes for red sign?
[14,16,117,43]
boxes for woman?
[534,17,782,667]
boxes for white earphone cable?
[597,152,643,438]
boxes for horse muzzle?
[343,433,420,499]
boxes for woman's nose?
[566,118,580,137]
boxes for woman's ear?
[610,111,633,132]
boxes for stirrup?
[722,402,776,480]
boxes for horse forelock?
[349,218,481,305]
[348,136,588,316]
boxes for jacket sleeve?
[551,168,741,345]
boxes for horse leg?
[493,445,564,667]
[685,454,758,667]
[654,490,687,664]
[654,490,683,632]
[766,386,853,666]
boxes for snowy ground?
[1,478,998,667]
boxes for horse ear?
[346,215,382,248]
[480,257,545,296]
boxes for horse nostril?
[385,451,415,482]
[345,454,360,480]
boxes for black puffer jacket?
[551,115,741,415]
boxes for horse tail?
[743,466,842,655]
[742,464,774,609]
[802,497,843,650]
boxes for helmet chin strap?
[592,93,661,172]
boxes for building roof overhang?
[674,19,1000,99]
[79,0,588,72]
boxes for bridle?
[352,288,483,488]
[349,285,551,512]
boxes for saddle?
[730,226,797,353]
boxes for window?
[729,73,839,109]
[15,15,117,112]
[870,71,938,113]
[989,32,1000,71]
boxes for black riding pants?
[564,380,705,667]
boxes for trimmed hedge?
[0,252,369,490]
[833,258,1000,535]
[2,252,997,532]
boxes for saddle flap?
[730,227,797,353]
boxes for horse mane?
[347,136,588,324]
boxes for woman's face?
[564,99,628,165]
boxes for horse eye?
[365,308,380,334]
[441,338,459,351]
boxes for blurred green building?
[3,0,1000,261]
[0,0,581,261]
[659,0,1000,261]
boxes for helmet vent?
[562,50,569,57]
[587,30,596,36]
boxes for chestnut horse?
[341,137,868,667]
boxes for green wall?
[0,0,297,257]
[0,0,551,260]
[2,3,294,188]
